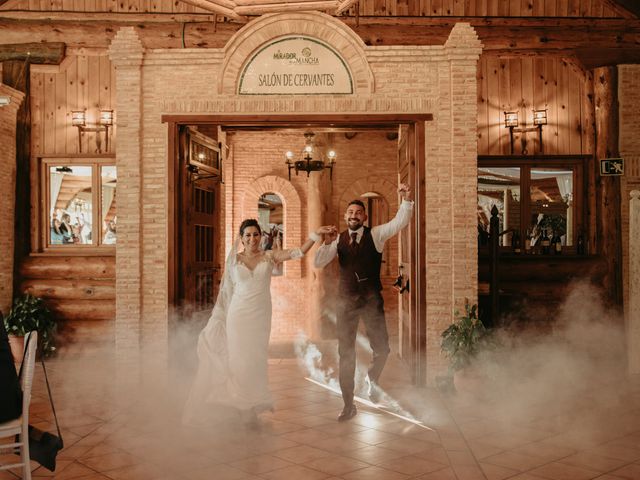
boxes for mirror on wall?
[258,192,284,276]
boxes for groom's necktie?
[350,232,359,253]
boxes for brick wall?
[0,84,24,314]
[619,65,640,324]
[109,15,481,383]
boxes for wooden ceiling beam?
[0,17,638,60]
[0,42,65,64]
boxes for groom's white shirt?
[314,199,414,269]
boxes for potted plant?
[3,293,57,361]
[439,301,494,393]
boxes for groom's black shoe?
[338,404,357,422]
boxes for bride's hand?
[317,225,337,242]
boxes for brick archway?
[338,176,398,217]
[242,175,303,278]
[219,11,374,95]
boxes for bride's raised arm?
[270,225,336,263]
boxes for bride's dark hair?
[239,218,261,236]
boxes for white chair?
[0,331,37,480]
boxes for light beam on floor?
[304,376,433,430]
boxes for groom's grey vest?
[337,227,383,296]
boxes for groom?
[315,183,413,421]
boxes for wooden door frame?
[164,114,429,382]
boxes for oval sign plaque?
[238,36,353,95]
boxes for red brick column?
[109,28,144,358]
[0,84,24,315]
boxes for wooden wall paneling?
[497,0,509,15]
[44,72,56,153]
[408,0,420,16]
[532,57,546,153]
[509,58,522,155]
[480,0,490,15]
[387,0,397,15]
[544,58,559,154]
[397,0,408,17]
[77,55,88,154]
[453,0,465,15]
[486,56,501,155]
[557,60,570,154]
[31,72,43,155]
[545,0,557,15]
[54,67,66,154]
[441,0,453,15]
[521,57,536,153]
[465,0,476,15]
[509,0,521,16]
[567,61,584,154]
[431,0,442,15]
[568,0,580,16]
[487,0,497,15]
[532,0,544,15]
[66,56,78,154]
[372,0,383,16]
[99,55,111,113]
[521,0,533,15]
[498,58,511,155]
[477,57,489,155]
[582,69,595,155]
[419,0,431,15]
[557,0,568,15]
[87,55,101,153]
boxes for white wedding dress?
[184,248,296,423]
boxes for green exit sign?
[600,158,624,176]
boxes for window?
[40,157,116,250]
[477,157,586,253]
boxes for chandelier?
[285,132,336,180]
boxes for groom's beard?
[347,219,363,230]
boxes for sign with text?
[238,36,353,95]
[600,158,624,176]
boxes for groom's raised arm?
[314,228,338,268]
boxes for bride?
[184,219,335,426]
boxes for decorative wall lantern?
[71,109,113,153]
[504,109,547,155]
[285,131,336,180]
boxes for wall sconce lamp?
[71,109,113,153]
[0,96,10,107]
[504,109,547,155]
[285,131,336,181]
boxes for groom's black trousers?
[337,291,390,407]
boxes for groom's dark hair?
[347,199,366,211]
[239,218,261,236]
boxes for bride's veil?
[182,235,241,424]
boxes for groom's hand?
[323,226,338,244]
[398,183,411,200]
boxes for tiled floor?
[1,330,640,480]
